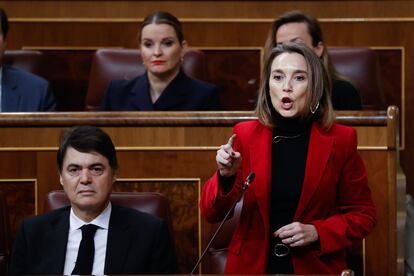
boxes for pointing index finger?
[227,134,237,147]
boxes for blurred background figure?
[264,10,362,110]
[101,11,221,111]
[0,8,55,112]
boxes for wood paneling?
[2,1,414,18]
[113,180,200,273]
[0,181,35,238]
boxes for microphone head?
[246,172,256,184]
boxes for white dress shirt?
[63,202,112,275]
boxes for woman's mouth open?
[281,97,293,110]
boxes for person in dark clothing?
[0,8,55,112]
[101,11,221,111]
[10,126,177,275]
[263,10,362,110]
[200,43,376,274]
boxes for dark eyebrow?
[66,162,104,168]
[294,70,308,74]
[294,70,308,75]
[271,69,308,75]
[67,163,81,168]
[88,163,105,168]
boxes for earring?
[310,101,320,114]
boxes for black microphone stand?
[190,172,255,275]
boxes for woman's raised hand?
[216,134,242,177]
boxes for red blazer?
[200,120,376,274]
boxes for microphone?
[190,172,255,275]
[243,171,256,189]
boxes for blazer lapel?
[42,209,70,274]
[130,73,154,111]
[154,71,188,110]
[249,123,272,228]
[2,67,20,112]
[294,123,333,220]
[104,205,132,274]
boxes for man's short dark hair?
[57,125,118,173]
[0,8,9,38]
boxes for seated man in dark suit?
[10,126,177,274]
[0,8,56,112]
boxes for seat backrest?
[202,201,242,274]
[3,50,43,75]
[0,191,11,275]
[44,190,173,233]
[85,48,208,111]
[328,47,386,110]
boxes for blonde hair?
[256,42,335,130]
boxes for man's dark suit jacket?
[1,65,56,112]
[101,70,221,111]
[9,204,178,274]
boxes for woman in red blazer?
[200,43,376,274]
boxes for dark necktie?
[72,224,98,275]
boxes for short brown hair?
[256,42,335,130]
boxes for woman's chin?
[277,109,298,118]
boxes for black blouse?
[267,113,312,274]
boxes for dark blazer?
[9,204,177,275]
[200,120,376,274]
[331,79,362,110]
[1,65,56,112]
[101,70,221,111]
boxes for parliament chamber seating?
[2,48,389,112]
[44,190,174,234]
[85,48,208,110]
[0,108,404,275]
[0,191,11,275]
[3,50,43,76]
[328,47,386,110]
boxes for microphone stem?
[191,182,249,275]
